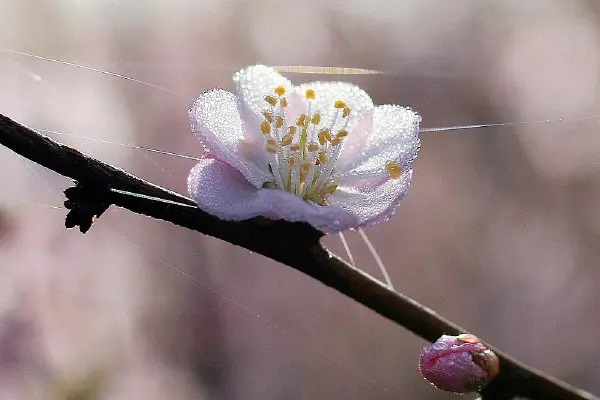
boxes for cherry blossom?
[188,65,420,233]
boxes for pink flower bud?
[419,334,500,393]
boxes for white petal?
[338,105,420,176]
[188,159,359,233]
[329,169,413,227]
[189,89,270,187]
[187,158,268,220]
[258,190,359,234]
[234,65,294,118]
[295,81,374,133]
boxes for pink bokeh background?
[1,1,599,399]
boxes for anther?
[265,95,278,106]
[386,161,402,179]
[342,106,351,118]
[260,121,271,135]
[311,113,321,125]
[281,134,293,146]
[275,115,284,128]
[334,100,346,109]
[307,142,319,152]
[305,89,316,100]
[330,137,341,146]
[296,114,307,126]
[280,97,288,107]
[318,129,332,145]
[290,143,301,152]
[274,85,286,96]
[262,111,273,123]
[287,126,297,136]
[336,130,348,138]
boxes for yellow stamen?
[275,115,284,128]
[290,143,301,152]
[262,111,273,123]
[334,100,346,109]
[296,114,307,126]
[386,161,402,179]
[342,106,351,118]
[318,129,332,145]
[280,97,288,107]
[274,85,286,96]
[265,95,278,106]
[281,134,293,146]
[318,151,327,164]
[311,113,321,125]
[260,121,271,135]
[305,89,316,100]
[307,142,319,152]
[287,126,297,136]
[336,130,348,138]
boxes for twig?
[0,113,597,400]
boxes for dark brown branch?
[0,113,597,400]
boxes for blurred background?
[1,1,599,399]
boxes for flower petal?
[234,65,294,118]
[338,105,420,176]
[295,81,374,133]
[258,190,359,234]
[188,158,268,220]
[189,89,270,187]
[188,158,359,233]
[188,158,283,222]
[329,168,413,227]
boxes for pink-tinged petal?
[258,190,359,234]
[329,169,413,227]
[187,159,268,221]
[339,105,420,176]
[189,89,270,187]
[234,65,294,118]
[419,334,500,393]
[188,159,358,233]
[295,81,374,133]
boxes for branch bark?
[1,113,597,400]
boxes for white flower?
[187,65,420,233]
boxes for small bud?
[419,334,499,393]
[264,95,278,106]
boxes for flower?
[187,65,420,233]
[419,334,500,393]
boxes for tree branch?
[0,113,596,400]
